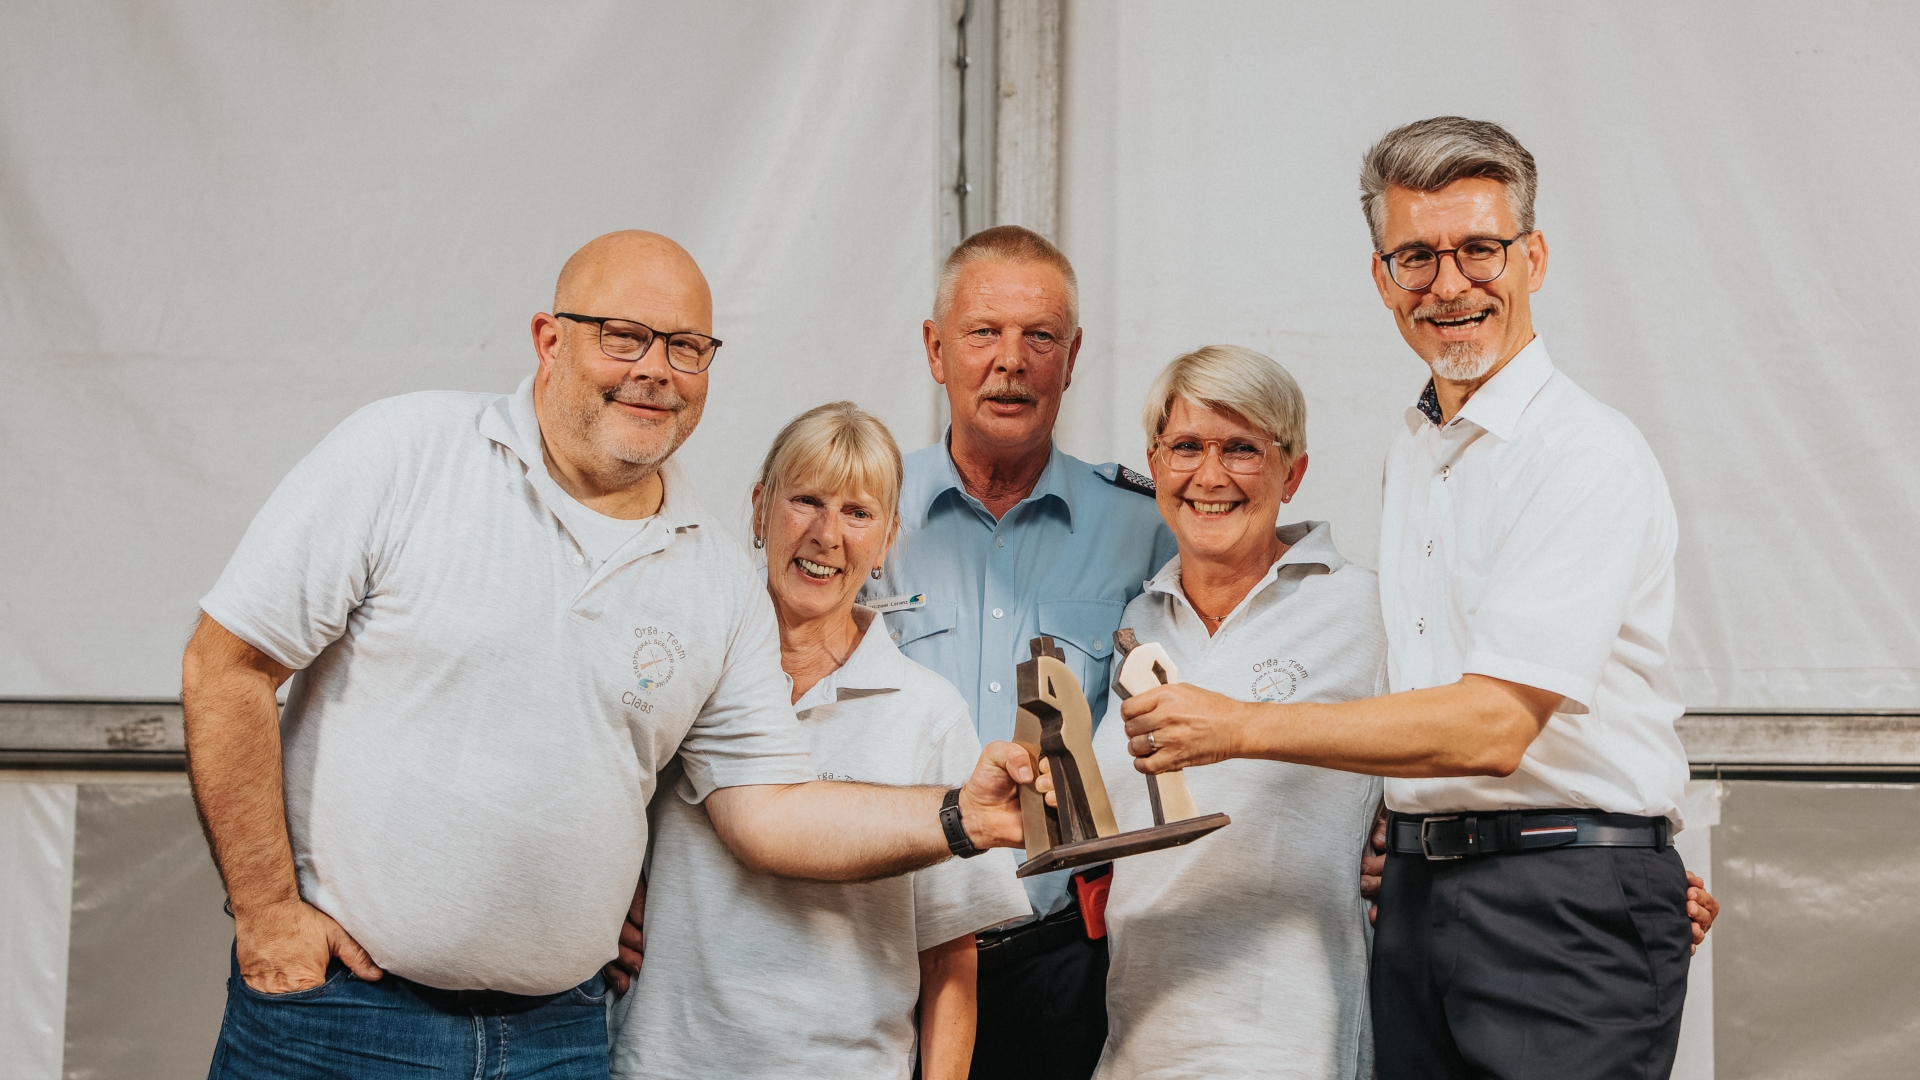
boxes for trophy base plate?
[1015,813,1231,878]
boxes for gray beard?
[1430,340,1498,382]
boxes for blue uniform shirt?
[863,435,1177,912]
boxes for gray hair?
[1358,117,1538,251]
[1142,345,1307,463]
[932,225,1080,331]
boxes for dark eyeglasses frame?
[1377,234,1527,292]
[554,312,723,374]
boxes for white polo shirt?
[1090,521,1388,1080]
[200,377,815,995]
[1378,339,1689,827]
[609,611,1030,1080]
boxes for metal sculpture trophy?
[1010,632,1229,878]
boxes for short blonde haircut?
[1141,345,1308,463]
[752,401,904,539]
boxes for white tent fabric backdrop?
[1056,1,1920,710]
[0,1,944,698]
[4,3,1913,709]
[0,782,76,1080]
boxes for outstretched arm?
[1119,674,1560,777]
[182,613,382,992]
[704,741,1034,881]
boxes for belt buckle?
[1419,815,1466,861]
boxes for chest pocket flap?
[1037,598,1125,662]
[882,599,958,649]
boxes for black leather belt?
[1389,809,1669,861]
[976,904,1087,973]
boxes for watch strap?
[940,787,984,858]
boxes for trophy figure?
[1010,633,1229,878]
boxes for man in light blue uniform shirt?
[864,226,1174,1080]
[878,448,1174,750]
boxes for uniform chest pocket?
[882,600,958,649]
[1037,598,1124,663]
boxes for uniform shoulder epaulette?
[1100,463,1156,497]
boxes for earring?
[870,566,884,580]
[753,536,765,549]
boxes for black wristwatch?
[941,787,985,858]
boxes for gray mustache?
[1412,297,1498,322]
[976,380,1039,404]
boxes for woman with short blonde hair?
[1088,346,1389,1079]
[611,402,1028,1080]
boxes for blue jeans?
[207,944,609,1080]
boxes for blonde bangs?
[755,401,903,526]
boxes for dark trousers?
[970,932,1109,1080]
[1371,845,1692,1080]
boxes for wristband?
[940,787,984,858]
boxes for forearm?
[917,935,978,1080]
[182,615,300,914]
[708,782,950,882]
[1222,676,1555,777]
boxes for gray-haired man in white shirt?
[1112,118,1716,1079]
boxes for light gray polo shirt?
[609,611,1031,1079]
[200,377,815,995]
[1090,521,1388,1080]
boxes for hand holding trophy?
[1010,633,1229,877]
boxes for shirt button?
[1416,618,1426,634]
[1426,541,1433,556]
[996,535,1006,548]
[989,681,1002,693]
[992,607,1004,619]
[890,631,901,641]
[570,554,585,566]
[1440,465,1451,480]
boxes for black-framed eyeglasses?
[554,313,723,374]
[1377,235,1526,292]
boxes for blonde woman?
[1088,346,1389,1079]
[609,402,1029,1080]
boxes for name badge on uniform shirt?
[865,592,927,614]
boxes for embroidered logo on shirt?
[631,626,685,692]
[1251,658,1309,703]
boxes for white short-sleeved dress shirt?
[1378,339,1690,827]
[1089,522,1388,1080]
[609,611,1031,1080]
[199,377,815,994]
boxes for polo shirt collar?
[482,374,702,535]
[794,607,909,713]
[1402,337,1556,440]
[913,428,1075,532]
[1144,519,1343,607]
